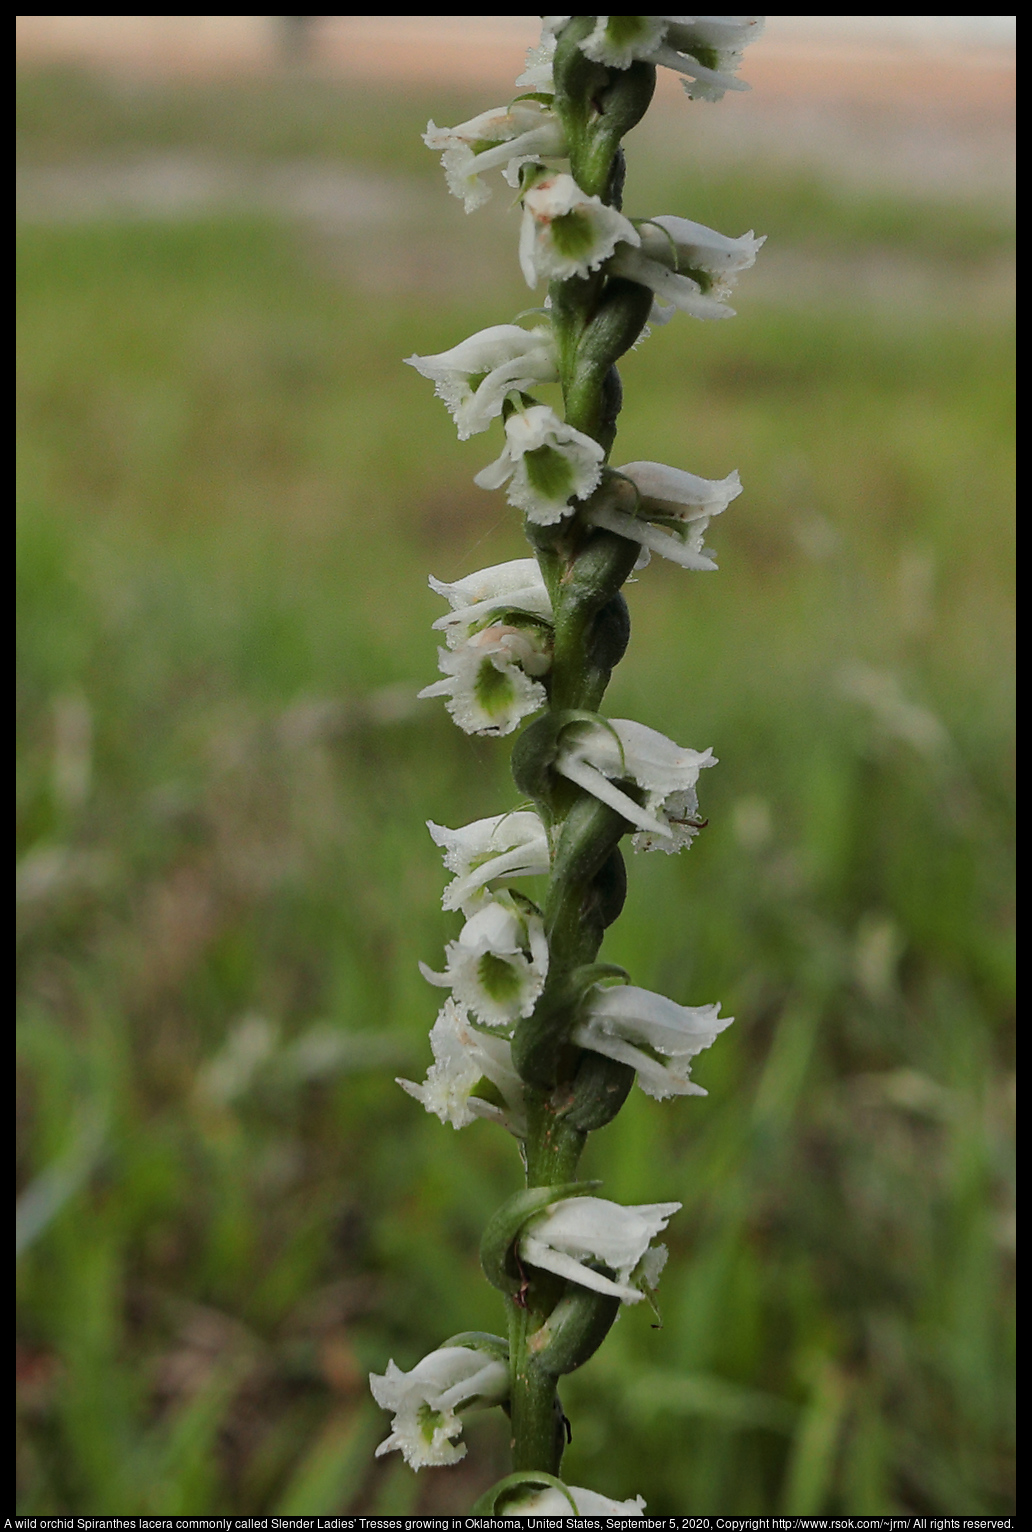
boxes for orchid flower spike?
[475,403,604,524]
[370,1343,509,1469]
[420,892,549,1027]
[546,15,765,100]
[519,172,639,288]
[503,1480,646,1516]
[586,461,743,571]
[428,558,553,647]
[418,618,551,737]
[427,810,550,914]
[609,215,764,323]
[518,1195,681,1305]
[554,717,716,852]
[398,998,527,1136]
[573,982,733,1100]
[405,324,558,441]
[424,101,568,212]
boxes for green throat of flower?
[548,209,597,262]
[522,444,574,504]
[474,658,517,717]
[602,16,656,51]
[477,951,524,1004]
[417,1401,446,1444]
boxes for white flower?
[579,15,671,68]
[428,810,550,913]
[475,404,604,525]
[609,217,764,323]
[405,324,558,441]
[646,216,765,299]
[515,27,559,90]
[653,17,766,102]
[428,557,553,647]
[420,894,549,1028]
[554,717,716,852]
[397,998,526,1135]
[424,101,567,212]
[519,1195,680,1304]
[370,1344,509,1469]
[519,173,639,288]
[585,460,743,570]
[552,15,764,100]
[418,623,549,736]
[504,1480,646,1516]
[572,982,733,1100]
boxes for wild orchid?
[371,13,764,1511]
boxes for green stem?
[503,34,656,1482]
[524,1090,586,1187]
[507,1301,564,1474]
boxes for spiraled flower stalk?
[373,15,765,1514]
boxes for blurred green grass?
[17,67,1014,1515]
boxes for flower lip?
[370,1343,510,1469]
[641,216,766,296]
[419,893,549,1027]
[585,461,742,572]
[519,172,639,288]
[474,403,604,525]
[418,628,549,738]
[572,982,734,1100]
[553,716,716,850]
[397,997,527,1135]
[518,1194,681,1304]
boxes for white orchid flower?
[548,15,764,100]
[428,810,550,913]
[428,557,553,647]
[397,998,526,1136]
[554,717,716,852]
[405,324,558,441]
[424,101,567,212]
[609,216,764,323]
[652,16,766,102]
[418,622,550,737]
[519,172,639,288]
[586,460,743,571]
[475,403,605,525]
[578,15,672,68]
[504,1480,646,1516]
[420,893,549,1028]
[370,1344,509,1469]
[573,982,733,1100]
[519,1195,681,1304]
[515,28,559,90]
